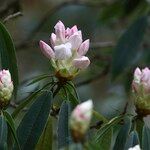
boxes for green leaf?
[93,110,108,123]
[124,131,139,150]
[65,86,79,107]
[36,116,53,150]
[95,115,123,143]
[0,22,19,97]
[27,74,53,86]
[88,129,112,150]
[142,125,150,150]
[113,117,132,150]
[57,101,72,149]
[3,110,21,150]
[136,119,144,144]
[99,128,112,150]
[0,115,8,149]
[112,16,148,79]
[12,82,52,119]
[16,92,52,150]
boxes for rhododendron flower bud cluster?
[132,67,150,116]
[69,100,93,142]
[0,70,13,109]
[39,21,90,80]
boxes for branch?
[0,0,21,18]
[3,12,22,23]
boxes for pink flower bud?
[78,39,90,56]
[0,70,13,108]
[70,100,93,135]
[65,27,71,37]
[39,40,55,59]
[132,67,150,93]
[54,42,72,60]
[54,21,65,42]
[70,25,78,35]
[73,56,90,69]
[50,33,56,47]
[68,34,82,50]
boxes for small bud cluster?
[39,21,90,80]
[132,67,150,116]
[69,100,93,142]
[0,70,13,109]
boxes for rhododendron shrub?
[0,17,149,150]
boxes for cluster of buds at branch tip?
[39,21,90,81]
[0,70,13,109]
[132,67,150,117]
[128,145,141,150]
[69,100,93,142]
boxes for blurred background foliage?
[0,0,150,120]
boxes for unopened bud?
[69,100,93,142]
[132,67,150,117]
[73,56,90,69]
[0,70,13,109]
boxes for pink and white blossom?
[39,20,90,78]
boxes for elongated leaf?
[93,110,108,123]
[16,92,52,150]
[3,110,20,150]
[36,116,53,150]
[112,16,148,78]
[95,115,123,143]
[124,131,139,150]
[27,74,53,86]
[57,101,72,149]
[99,128,112,150]
[142,125,150,150]
[66,87,79,107]
[12,82,52,119]
[113,117,131,150]
[0,22,19,97]
[0,115,8,149]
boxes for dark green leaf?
[0,22,19,97]
[99,128,112,150]
[66,87,79,107]
[95,115,123,143]
[27,74,53,86]
[3,110,21,150]
[36,116,53,150]
[124,131,139,150]
[136,119,144,144]
[16,92,52,150]
[112,16,148,79]
[12,82,52,119]
[93,110,108,123]
[142,125,150,150]
[113,117,132,150]
[0,115,8,149]
[57,101,72,149]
